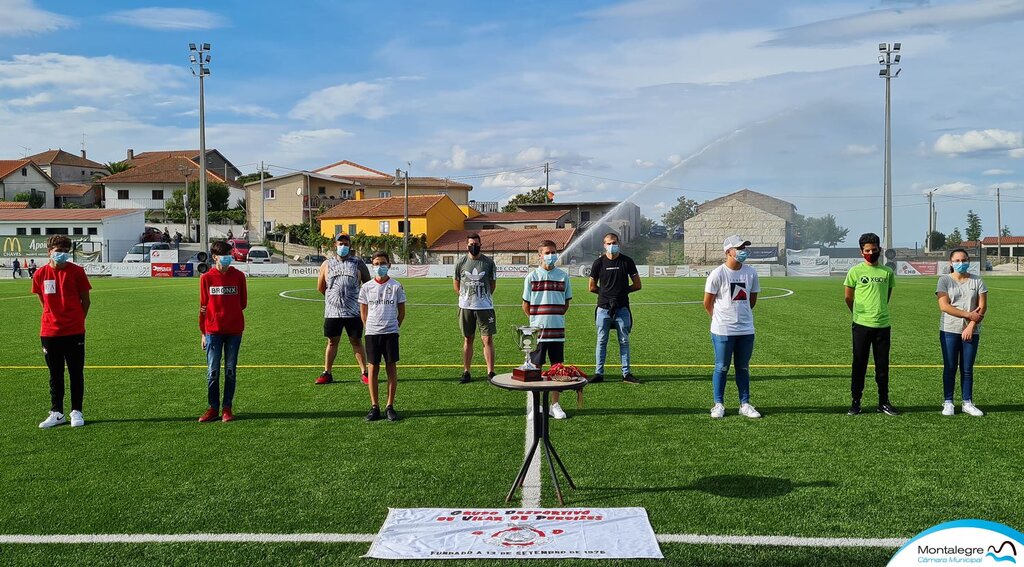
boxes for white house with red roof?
[0,208,144,262]
[0,160,58,209]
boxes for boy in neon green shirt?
[843,232,899,417]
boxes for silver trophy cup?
[514,326,540,370]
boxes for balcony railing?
[107,198,167,210]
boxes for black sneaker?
[459,371,472,384]
[385,405,400,422]
[365,405,381,422]
[847,402,862,416]
[622,373,641,385]
[878,402,901,416]
[487,371,496,380]
[589,373,604,383]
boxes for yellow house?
[319,194,467,246]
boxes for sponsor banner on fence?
[247,264,289,277]
[887,520,1024,566]
[150,249,179,263]
[428,265,455,278]
[83,263,114,276]
[151,263,173,278]
[289,265,320,278]
[647,265,703,278]
[746,246,779,261]
[496,265,533,278]
[366,507,662,560]
[896,261,939,276]
[786,248,821,261]
[2,235,92,258]
[787,256,830,276]
[172,263,194,277]
[111,263,151,278]
[829,257,860,274]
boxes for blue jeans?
[206,334,242,409]
[939,331,979,402]
[595,307,632,376]
[711,333,755,404]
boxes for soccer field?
[2,275,1023,566]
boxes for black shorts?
[530,341,565,368]
[366,333,400,365]
[324,317,363,339]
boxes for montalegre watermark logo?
[888,520,1022,566]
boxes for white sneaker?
[962,402,984,417]
[549,403,567,420]
[941,402,955,416]
[739,403,762,419]
[39,411,66,429]
[710,403,725,419]
[70,410,85,427]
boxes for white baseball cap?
[723,235,751,252]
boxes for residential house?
[313,160,473,205]
[463,210,570,231]
[56,183,101,208]
[428,228,576,265]
[0,208,144,262]
[515,201,641,258]
[318,194,467,248]
[127,148,242,181]
[684,189,798,262]
[99,156,241,220]
[0,160,57,208]
[27,149,108,183]
[961,236,1024,259]
[0,201,29,209]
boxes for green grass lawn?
[1,275,1022,566]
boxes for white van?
[122,242,170,262]
[247,246,271,264]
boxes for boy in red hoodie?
[199,240,247,423]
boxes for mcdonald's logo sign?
[2,237,22,256]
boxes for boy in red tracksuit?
[198,240,248,423]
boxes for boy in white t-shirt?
[358,252,406,422]
[703,235,761,419]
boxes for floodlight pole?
[189,42,212,253]
[178,165,194,242]
[878,42,902,252]
[394,165,410,263]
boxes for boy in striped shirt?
[522,240,573,419]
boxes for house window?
[46,227,68,235]
[511,255,527,264]
[152,190,164,200]
[264,220,275,232]
[21,167,27,176]
[580,211,591,222]
[87,227,98,235]
[398,220,408,233]
[379,221,390,234]
[16,228,26,235]
[379,190,391,198]
[341,189,353,199]
[318,186,326,195]
[264,189,275,200]
[334,224,343,236]
[73,227,84,235]
[31,228,41,235]
[524,225,538,230]
[348,224,357,236]
[117,190,129,200]
[442,255,455,265]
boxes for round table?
[489,373,588,505]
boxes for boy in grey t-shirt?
[453,233,497,383]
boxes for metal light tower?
[393,165,410,263]
[189,42,211,253]
[878,42,902,251]
[177,165,194,241]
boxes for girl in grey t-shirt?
[935,248,988,417]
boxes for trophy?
[512,325,543,382]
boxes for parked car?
[227,239,250,261]
[648,224,667,238]
[122,242,171,262]
[672,227,684,240]
[140,226,164,243]
[303,254,327,265]
[247,246,271,264]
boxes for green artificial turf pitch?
[1,275,1022,566]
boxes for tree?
[14,191,45,208]
[1001,225,1012,237]
[105,161,133,175]
[928,230,946,251]
[947,227,963,248]
[639,215,655,237]
[236,171,274,185]
[794,213,850,248]
[163,180,230,222]
[966,210,982,242]
[661,195,699,230]
[502,187,551,212]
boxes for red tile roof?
[56,183,95,197]
[429,229,576,252]
[467,210,570,223]
[0,159,32,179]
[27,149,106,170]
[320,195,452,219]
[0,201,29,209]
[0,209,142,221]
[982,236,1024,245]
[311,160,472,189]
[313,160,392,177]
[99,156,238,186]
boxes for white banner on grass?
[366,507,663,560]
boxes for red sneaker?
[361,371,369,385]
[198,407,218,423]
[315,371,334,385]
[221,407,235,422]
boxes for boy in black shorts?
[358,252,406,421]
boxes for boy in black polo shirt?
[589,232,642,384]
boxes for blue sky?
[2,0,1024,246]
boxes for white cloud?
[633,159,656,168]
[666,154,683,165]
[0,0,73,36]
[105,8,227,31]
[435,144,595,172]
[988,182,1024,192]
[0,53,182,99]
[226,104,278,119]
[583,0,696,21]
[843,144,878,156]
[1010,148,1024,158]
[983,168,1013,176]
[7,92,51,107]
[289,82,389,121]
[278,128,353,146]
[930,182,978,196]
[934,129,1024,155]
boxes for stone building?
[683,189,797,262]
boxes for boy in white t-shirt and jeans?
[703,235,761,419]
[358,252,406,422]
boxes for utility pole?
[189,42,212,253]
[997,187,1002,265]
[878,42,902,252]
[544,162,550,198]
[393,165,411,264]
[259,160,266,243]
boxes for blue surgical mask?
[735,250,749,263]
[543,253,559,267]
[606,244,620,255]
[218,256,233,267]
[375,265,389,277]
[337,244,350,256]
[953,261,970,274]
[52,252,70,264]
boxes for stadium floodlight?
[189,43,197,51]
[202,43,210,51]
[188,42,212,254]
[393,167,410,263]
[877,41,903,252]
[893,42,901,51]
[189,55,197,64]
[878,55,886,64]
[893,54,900,64]
[879,42,888,51]
[879,69,887,77]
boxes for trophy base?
[512,368,543,382]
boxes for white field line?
[522,394,541,507]
[0,532,904,548]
